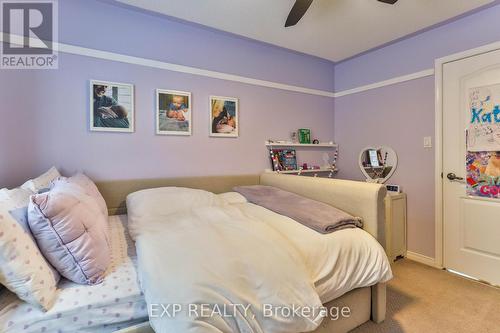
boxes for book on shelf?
[269,149,297,171]
[298,129,311,144]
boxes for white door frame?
[434,40,500,269]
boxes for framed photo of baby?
[90,80,134,133]
[156,89,192,136]
[209,96,239,138]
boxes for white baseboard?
[406,251,440,268]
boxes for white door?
[443,48,500,286]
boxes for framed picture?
[209,96,239,137]
[156,89,192,136]
[90,80,134,133]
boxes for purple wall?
[0,70,40,188]
[62,0,335,92]
[0,0,335,189]
[334,77,435,257]
[334,3,500,258]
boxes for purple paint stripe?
[336,1,500,65]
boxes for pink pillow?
[53,173,108,216]
[28,181,110,285]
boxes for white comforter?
[127,188,392,333]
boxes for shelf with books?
[275,167,339,174]
[265,141,337,148]
[266,140,339,178]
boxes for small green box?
[298,129,311,144]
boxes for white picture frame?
[90,80,134,133]
[156,89,192,136]
[209,95,239,138]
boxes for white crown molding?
[334,68,435,98]
[0,33,335,98]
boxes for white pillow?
[0,188,59,310]
[0,187,32,206]
[20,167,60,193]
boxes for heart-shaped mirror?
[359,146,398,184]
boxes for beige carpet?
[351,259,500,333]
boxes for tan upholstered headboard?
[259,173,387,245]
[96,173,386,244]
[96,174,260,215]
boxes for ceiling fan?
[285,0,399,27]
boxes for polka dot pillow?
[20,167,61,193]
[0,187,60,310]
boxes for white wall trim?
[434,40,500,271]
[0,33,441,99]
[406,251,439,268]
[1,33,446,99]
[434,59,444,269]
[334,68,435,98]
[4,33,497,104]
[0,33,335,98]
[436,40,500,66]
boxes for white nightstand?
[384,192,407,262]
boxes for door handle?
[447,173,464,182]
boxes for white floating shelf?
[265,141,337,148]
[275,168,338,174]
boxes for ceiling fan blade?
[285,0,313,27]
[378,0,398,4]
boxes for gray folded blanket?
[233,185,363,234]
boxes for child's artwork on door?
[466,151,500,198]
[467,84,500,152]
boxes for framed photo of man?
[90,80,134,133]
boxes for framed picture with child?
[156,89,192,136]
[90,80,135,133]
[209,96,239,138]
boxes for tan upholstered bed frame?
[97,173,387,333]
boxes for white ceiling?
[116,0,494,62]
